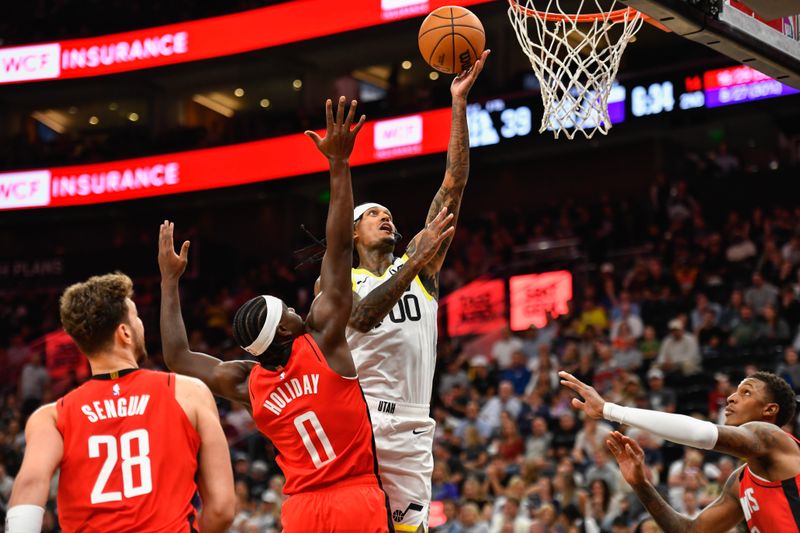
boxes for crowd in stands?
[3,163,800,532]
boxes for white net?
[507,0,644,139]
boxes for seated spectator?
[610,291,642,322]
[690,293,722,330]
[459,502,490,533]
[611,301,644,340]
[612,326,643,371]
[524,416,553,462]
[520,322,556,360]
[501,351,532,396]
[479,381,522,433]
[578,293,610,334]
[551,412,579,459]
[18,351,49,419]
[756,304,791,343]
[492,326,524,370]
[728,304,759,347]
[645,367,676,413]
[695,309,724,348]
[572,416,614,466]
[457,400,494,441]
[745,271,779,313]
[638,325,661,366]
[776,347,800,392]
[469,355,497,397]
[489,497,530,533]
[493,412,525,462]
[462,426,490,474]
[718,288,744,332]
[656,319,701,375]
[708,373,733,423]
[432,462,460,501]
[593,342,622,393]
[779,285,800,332]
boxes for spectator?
[489,497,531,533]
[492,326,524,370]
[457,401,493,441]
[612,326,643,372]
[696,309,724,349]
[524,416,553,462]
[479,381,522,433]
[462,426,490,474]
[757,304,791,343]
[459,502,490,533]
[572,416,614,466]
[501,351,532,396]
[729,304,759,347]
[776,347,800,391]
[493,411,525,462]
[638,325,661,366]
[578,294,609,334]
[18,351,49,418]
[593,342,622,393]
[645,367,676,413]
[610,301,644,340]
[520,323,556,360]
[432,462,460,501]
[745,271,779,312]
[551,412,580,459]
[690,293,721,330]
[656,318,701,375]
[708,373,733,423]
[718,288,745,331]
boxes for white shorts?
[366,396,435,532]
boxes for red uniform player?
[159,97,455,531]
[7,274,234,533]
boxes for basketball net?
[507,0,644,139]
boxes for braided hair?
[232,296,292,367]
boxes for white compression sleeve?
[6,505,44,533]
[603,403,719,450]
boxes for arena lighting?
[0,0,491,85]
[191,94,235,117]
[31,111,67,134]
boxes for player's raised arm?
[7,405,62,532]
[405,49,489,298]
[304,97,364,374]
[158,221,252,406]
[559,371,799,463]
[606,431,743,533]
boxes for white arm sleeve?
[603,403,719,450]
[6,505,44,533]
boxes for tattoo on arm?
[349,266,421,332]
[631,482,693,533]
[714,422,776,460]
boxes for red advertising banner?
[0,107,452,210]
[0,0,489,85]
[446,279,506,337]
[509,271,573,331]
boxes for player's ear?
[764,402,779,419]
[116,322,133,346]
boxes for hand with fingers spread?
[606,431,649,487]
[559,370,606,419]
[451,49,490,100]
[408,207,456,266]
[305,96,366,162]
[158,220,190,282]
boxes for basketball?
[418,6,485,75]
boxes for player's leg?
[372,413,436,532]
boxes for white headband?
[354,202,389,222]
[244,295,284,356]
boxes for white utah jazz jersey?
[347,255,438,406]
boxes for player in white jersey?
[346,50,490,532]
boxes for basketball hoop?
[507,0,646,139]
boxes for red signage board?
[0,0,490,85]
[0,107,452,210]
[44,329,90,382]
[509,271,573,331]
[446,279,506,337]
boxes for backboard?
[621,0,800,88]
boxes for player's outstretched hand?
[559,370,605,419]
[607,431,648,487]
[305,96,366,162]
[408,207,455,266]
[158,220,190,283]
[451,49,490,99]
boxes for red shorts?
[281,481,392,533]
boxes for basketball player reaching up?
[6,273,234,533]
[333,49,488,532]
[560,370,800,532]
[159,98,452,531]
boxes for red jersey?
[56,369,201,533]
[739,434,800,533]
[249,334,381,495]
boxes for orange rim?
[508,0,647,24]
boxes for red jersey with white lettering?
[249,334,382,495]
[56,369,201,533]
[739,433,800,533]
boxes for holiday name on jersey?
[80,394,150,423]
[262,373,320,416]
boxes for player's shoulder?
[174,373,215,400]
[27,402,58,428]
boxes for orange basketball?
[418,6,485,75]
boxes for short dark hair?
[750,371,796,427]
[60,273,133,354]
